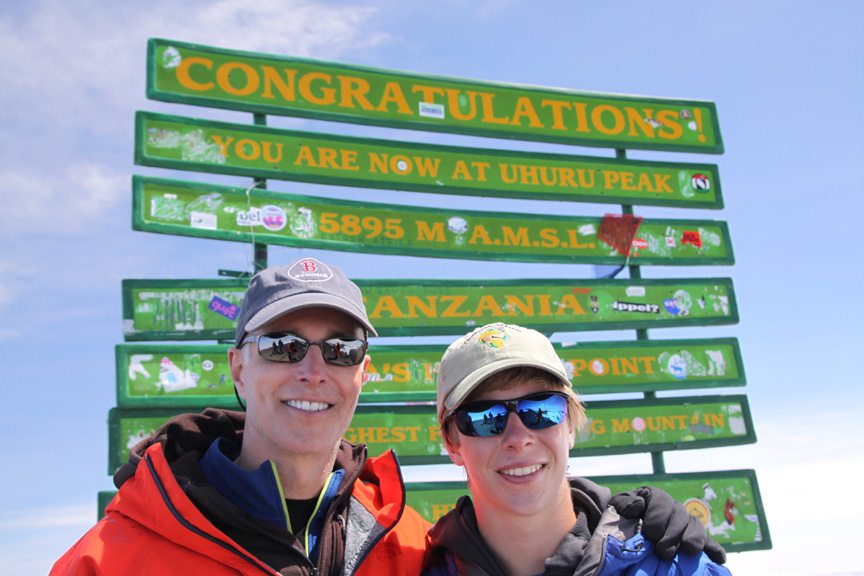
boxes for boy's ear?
[443,427,465,467]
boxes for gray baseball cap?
[234,257,377,345]
[436,322,571,420]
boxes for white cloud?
[0,164,126,235]
[0,0,389,130]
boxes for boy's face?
[444,376,574,520]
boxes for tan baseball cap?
[436,322,571,420]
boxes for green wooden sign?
[122,279,246,341]
[108,396,753,471]
[359,278,737,335]
[116,338,744,407]
[405,469,769,552]
[122,277,738,341]
[147,38,722,153]
[116,344,236,407]
[136,113,723,208]
[97,469,770,551]
[134,176,733,266]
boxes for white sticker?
[202,360,214,372]
[665,236,677,248]
[419,102,445,119]
[579,224,596,236]
[626,286,646,297]
[190,211,217,230]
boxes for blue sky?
[1,1,862,574]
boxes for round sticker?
[260,205,287,231]
[202,360,214,372]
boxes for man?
[425,322,730,575]
[53,259,721,575]
[52,258,429,575]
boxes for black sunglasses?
[447,391,569,437]
[242,332,367,366]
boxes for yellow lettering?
[451,160,473,181]
[656,109,683,140]
[510,97,543,128]
[612,418,631,434]
[377,81,412,115]
[405,296,437,318]
[591,104,625,135]
[474,294,505,317]
[479,92,510,125]
[216,62,259,96]
[370,295,405,319]
[175,57,214,91]
[541,99,571,130]
[625,107,656,138]
[501,226,530,247]
[441,295,471,317]
[210,135,234,158]
[339,76,374,110]
[412,84,445,103]
[505,295,535,317]
[261,66,297,101]
[298,72,336,106]
[445,89,478,121]
[416,221,446,243]
[468,224,493,245]
[556,293,587,316]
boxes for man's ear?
[361,354,371,386]
[228,347,246,399]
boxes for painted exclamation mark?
[693,108,706,143]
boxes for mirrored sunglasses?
[448,391,569,437]
[243,332,367,366]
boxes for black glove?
[609,486,726,564]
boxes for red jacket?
[51,416,429,575]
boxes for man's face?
[444,377,574,519]
[229,306,369,460]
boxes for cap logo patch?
[478,327,507,349]
[288,258,333,282]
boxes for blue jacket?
[423,478,731,576]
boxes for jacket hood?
[115,408,247,488]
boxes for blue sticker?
[664,298,682,315]
[209,296,239,320]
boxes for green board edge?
[122,277,739,341]
[133,175,734,266]
[96,469,769,552]
[146,38,723,153]
[108,395,755,471]
[116,338,745,407]
[404,469,770,552]
[135,112,724,208]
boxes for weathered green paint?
[108,396,753,471]
[122,277,738,341]
[147,39,722,153]
[136,113,723,208]
[134,176,733,265]
[405,469,770,552]
[115,338,744,407]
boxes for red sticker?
[598,214,644,256]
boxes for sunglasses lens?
[258,334,307,362]
[516,394,567,430]
[454,403,509,437]
[320,337,367,366]
[453,393,568,437]
[256,333,367,366]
